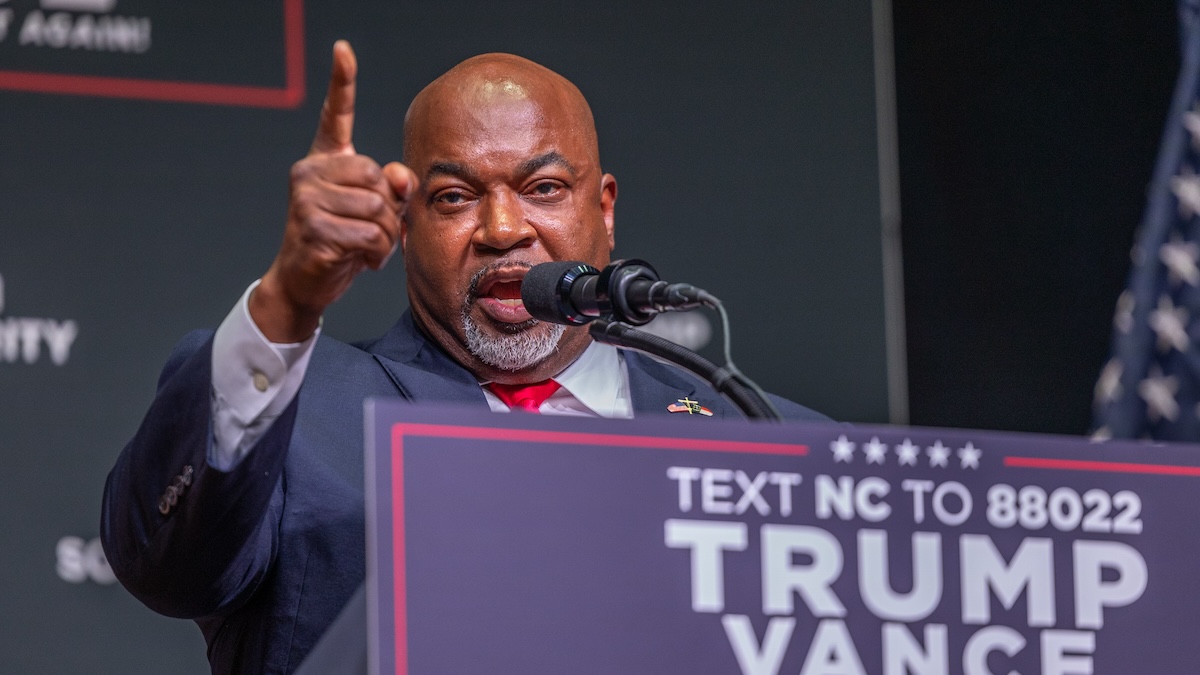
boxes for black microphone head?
[522,261,597,325]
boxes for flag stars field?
[1159,236,1200,286]
[1095,358,1123,404]
[1182,107,1200,149]
[1138,367,1180,422]
[1170,169,1200,216]
[1113,291,1135,334]
[1148,295,1190,352]
[1094,83,1200,439]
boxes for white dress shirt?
[481,338,632,418]
[209,280,632,469]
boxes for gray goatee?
[461,262,566,371]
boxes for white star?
[1184,108,1200,150]
[1139,368,1180,422]
[1113,290,1135,334]
[1148,295,1189,353]
[895,439,919,466]
[830,435,855,463]
[1160,237,1200,286]
[863,437,887,464]
[1171,170,1200,217]
[957,442,982,469]
[926,441,950,468]
[1094,358,1123,404]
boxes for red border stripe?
[391,434,407,675]
[1005,456,1200,476]
[392,423,808,456]
[0,0,305,108]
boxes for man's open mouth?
[473,264,534,323]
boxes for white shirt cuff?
[209,280,319,469]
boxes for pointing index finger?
[310,40,357,156]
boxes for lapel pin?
[667,397,713,416]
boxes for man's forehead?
[406,99,563,171]
[422,150,580,183]
[403,53,599,167]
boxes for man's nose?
[474,190,535,251]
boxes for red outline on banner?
[389,426,407,675]
[386,422,807,675]
[0,0,306,108]
[1005,456,1200,476]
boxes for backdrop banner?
[368,401,1199,675]
[0,2,888,669]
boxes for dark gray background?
[0,1,888,671]
[896,2,1178,434]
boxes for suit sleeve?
[100,329,298,619]
[770,393,834,423]
[210,280,318,468]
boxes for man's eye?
[529,182,564,198]
[435,191,466,205]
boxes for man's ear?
[600,173,617,250]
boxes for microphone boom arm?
[588,318,783,421]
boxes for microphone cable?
[707,297,784,421]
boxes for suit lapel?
[363,311,488,407]
[625,351,740,419]
[361,314,738,417]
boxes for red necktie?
[488,380,562,413]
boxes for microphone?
[522,259,712,326]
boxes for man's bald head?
[395,51,618,385]
[403,53,599,167]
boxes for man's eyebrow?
[425,162,478,182]
[518,151,577,178]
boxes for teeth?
[497,299,523,307]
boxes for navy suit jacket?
[101,311,827,674]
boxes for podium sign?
[365,401,1200,674]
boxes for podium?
[300,401,1200,674]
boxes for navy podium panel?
[367,401,1200,675]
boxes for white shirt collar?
[481,341,633,419]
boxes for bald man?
[102,43,825,674]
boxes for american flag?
[1094,0,1200,441]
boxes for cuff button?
[252,371,270,392]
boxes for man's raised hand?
[252,40,417,343]
[309,39,358,156]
